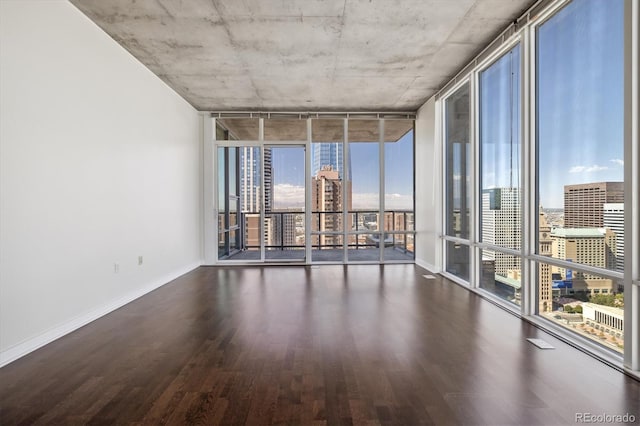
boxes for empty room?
[1,0,639,424]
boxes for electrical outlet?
[114,263,120,273]
[138,256,143,265]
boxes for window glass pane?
[385,125,414,231]
[228,148,237,197]
[312,235,343,262]
[348,120,379,231]
[239,147,261,214]
[218,232,226,259]
[536,0,624,276]
[312,119,343,143]
[217,147,226,229]
[480,249,521,306]
[480,45,521,253]
[265,147,306,261]
[383,233,414,261]
[347,233,380,262]
[445,83,470,239]
[216,123,227,141]
[229,230,238,252]
[446,241,470,281]
[264,118,307,141]
[312,119,346,238]
[346,119,381,262]
[229,199,237,227]
[537,261,624,354]
[217,118,258,140]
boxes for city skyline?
[269,129,414,210]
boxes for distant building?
[241,147,273,247]
[603,203,624,273]
[539,210,553,312]
[311,143,351,180]
[240,147,272,212]
[311,166,352,248]
[564,182,623,228]
[481,188,521,276]
[271,212,298,250]
[582,303,624,336]
[550,228,616,294]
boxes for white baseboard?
[0,262,201,368]
[415,258,440,274]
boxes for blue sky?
[537,0,624,208]
[270,130,414,209]
[478,0,624,208]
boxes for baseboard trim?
[0,262,201,368]
[415,259,439,274]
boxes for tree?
[589,294,620,307]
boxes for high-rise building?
[550,228,616,293]
[603,203,624,273]
[311,143,351,180]
[271,212,298,250]
[564,182,623,228]
[311,166,352,248]
[240,147,273,247]
[240,147,273,213]
[539,210,553,312]
[481,187,521,276]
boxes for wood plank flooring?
[1,265,639,425]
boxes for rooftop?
[551,228,606,238]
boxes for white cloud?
[352,193,413,210]
[272,185,413,211]
[383,193,414,210]
[568,165,608,173]
[610,159,624,166]
[273,184,304,208]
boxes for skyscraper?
[481,187,521,276]
[240,147,273,248]
[311,165,352,248]
[603,202,624,273]
[539,210,553,312]
[550,228,616,294]
[564,182,623,228]
[311,143,351,180]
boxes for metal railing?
[238,210,415,252]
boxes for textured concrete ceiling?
[70,0,533,112]
[217,117,414,141]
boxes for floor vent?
[422,274,436,279]
[527,338,555,349]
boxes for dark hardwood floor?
[1,265,639,425]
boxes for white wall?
[414,96,442,272]
[0,0,202,365]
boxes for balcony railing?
[237,210,415,253]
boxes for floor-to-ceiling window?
[209,116,415,265]
[347,120,381,261]
[311,119,346,262]
[444,83,471,281]
[535,0,625,353]
[385,122,415,260]
[479,44,522,305]
[438,0,637,372]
